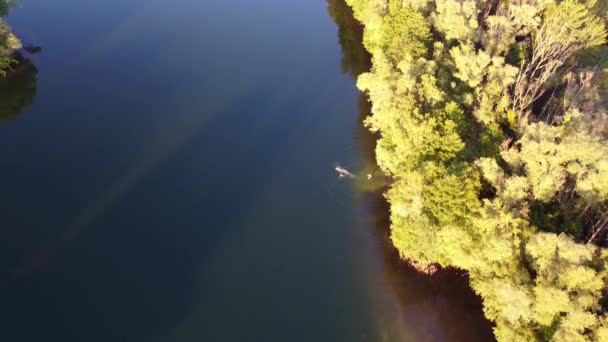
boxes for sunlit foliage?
[0,0,20,75]
[346,0,608,340]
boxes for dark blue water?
[0,0,493,341]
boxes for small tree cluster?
[0,0,20,76]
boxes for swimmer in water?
[335,164,355,179]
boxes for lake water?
[1,0,494,340]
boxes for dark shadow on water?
[326,0,370,79]
[0,52,37,120]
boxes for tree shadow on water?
[0,52,37,121]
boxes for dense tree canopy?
[346,0,608,340]
[0,0,20,75]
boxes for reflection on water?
[0,53,37,120]
[326,0,369,79]
[327,0,495,340]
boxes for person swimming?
[334,164,355,179]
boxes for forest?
[0,0,36,121]
[345,0,608,340]
[0,0,20,75]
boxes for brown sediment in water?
[364,189,496,341]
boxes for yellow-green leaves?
[502,113,608,206]
[432,0,479,42]
[532,285,571,326]
[450,44,491,88]
[0,2,21,77]
[540,0,607,51]
[378,4,431,64]
[526,233,603,301]
[347,0,608,340]
[0,21,20,57]
[524,233,606,340]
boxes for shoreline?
[343,0,608,340]
[327,0,496,337]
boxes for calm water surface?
[1,0,493,340]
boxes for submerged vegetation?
[346,0,608,340]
